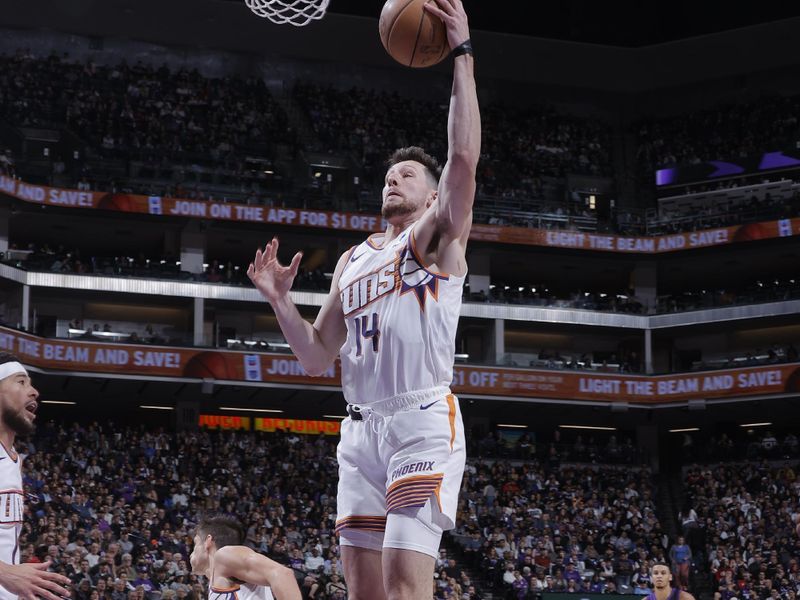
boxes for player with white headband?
[0,353,71,600]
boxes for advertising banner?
[2,176,797,254]
[5,327,799,404]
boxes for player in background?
[0,352,71,600]
[649,563,696,600]
[189,514,300,600]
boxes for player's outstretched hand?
[247,237,303,304]
[0,561,72,600]
[424,0,470,51]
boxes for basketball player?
[189,514,300,600]
[0,353,71,600]
[648,563,696,600]
[247,1,479,598]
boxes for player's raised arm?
[247,237,348,376]
[424,0,480,243]
[214,546,301,600]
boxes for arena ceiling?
[328,1,800,47]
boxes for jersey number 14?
[353,312,380,356]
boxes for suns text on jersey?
[341,256,401,316]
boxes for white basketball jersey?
[209,583,274,600]
[338,226,465,405]
[0,443,23,600]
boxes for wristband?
[452,39,473,58]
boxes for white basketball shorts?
[334,388,466,557]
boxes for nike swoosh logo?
[0,457,6,461]
[419,400,441,410]
[350,252,365,263]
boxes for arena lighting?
[559,425,617,431]
[40,400,76,405]
[669,428,700,433]
[454,353,469,360]
[323,415,347,419]
[497,424,527,428]
[219,407,284,413]
[268,342,292,350]
[739,422,772,428]
[140,405,174,411]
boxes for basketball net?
[245,0,330,26]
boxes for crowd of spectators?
[19,419,685,600]
[5,50,800,237]
[635,95,800,171]
[450,456,671,597]
[681,460,800,599]
[13,415,800,600]
[0,50,293,165]
[22,421,348,600]
[292,82,613,198]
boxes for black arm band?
[452,39,473,58]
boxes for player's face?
[651,565,671,588]
[382,160,436,221]
[0,372,39,437]
[189,534,209,575]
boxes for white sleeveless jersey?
[209,583,274,600]
[338,226,465,405]
[0,443,23,600]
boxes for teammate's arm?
[248,238,347,376]
[416,0,480,273]
[0,560,72,600]
[214,546,301,600]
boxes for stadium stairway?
[658,471,713,600]
[441,535,498,600]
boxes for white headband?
[0,362,28,381]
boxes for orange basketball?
[379,0,450,68]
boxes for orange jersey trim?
[0,440,18,463]
[446,394,457,452]
[334,515,387,533]
[385,473,445,512]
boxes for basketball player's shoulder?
[680,591,697,600]
[215,544,248,565]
